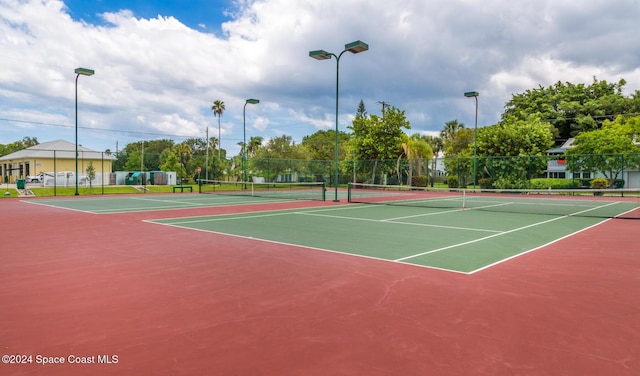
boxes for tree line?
[2,78,639,187]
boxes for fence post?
[53,150,57,197]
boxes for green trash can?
[16,178,25,189]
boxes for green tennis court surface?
[148,204,614,273]
[23,194,317,213]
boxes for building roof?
[0,140,115,161]
[546,138,575,154]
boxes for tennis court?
[24,181,328,213]
[147,187,638,273]
[24,194,308,213]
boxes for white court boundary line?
[21,195,298,214]
[467,218,611,274]
[295,211,500,233]
[147,218,470,275]
[145,201,622,274]
[22,199,96,214]
[153,203,499,233]
[394,201,620,264]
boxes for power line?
[538,112,640,123]
[0,117,207,140]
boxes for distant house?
[0,139,115,184]
[546,138,640,188]
[545,138,591,180]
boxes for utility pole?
[377,101,390,114]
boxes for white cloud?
[1,0,639,154]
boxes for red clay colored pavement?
[0,197,638,375]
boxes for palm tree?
[247,136,264,158]
[440,119,465,147]
[172,143,193,182]
[211,100,225,159]
[398,134,432,185]
[426,136,443,187]
[410,134,432,178]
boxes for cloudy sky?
[1,0,639,156]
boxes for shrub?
[577,178,592,188]
[529,178,581,190]
[478,178,493,189]
[492,177,528,190]
[613,179,625,189]
[590,178,609,189]
[411,176,428,187]
[447,176,458,188]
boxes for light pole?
[74,67,94,196]
[464,91,479,190]
[309,40,369,202]
[243,98,259,188]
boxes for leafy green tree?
[116,139,174,172]
[85,162,95,189]
[184,137,206,155]
[503,78,633,139]
[0,137,39,156]
[123,150,144,171]
[112,150,127,171]
[252,136,307,181]
[477,115,554,157]
[356,99,367,118]
[141,139,174,171]
[424,135,443,186]
[247,136,264,158]
[349,106,411,183]
[440,119,465,147]
[474,115,555,188]
[172,142,193,182]
[301,130,350,161]
[301,130,350,182]
[565,118,640,186]
[442,127,474,187]
[399,133,432,185]
[605,115,640,137]
[160,152,184,182]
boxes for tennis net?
[199,180,326,201]
[347,183,640,219]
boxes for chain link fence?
[4,149,639,190]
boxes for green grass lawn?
[2,189,17,198]
[9,181,253,197]
[27,185,180,197]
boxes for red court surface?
[1,196,639,375]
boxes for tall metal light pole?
[74,67,94,196]
[205,126,209,181]
[464,91,479,190]
[309,40,369,202]
[243,99,260,188]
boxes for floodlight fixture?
[345,40,369,54]
[309,50,332,60]
[74,67,95,76]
